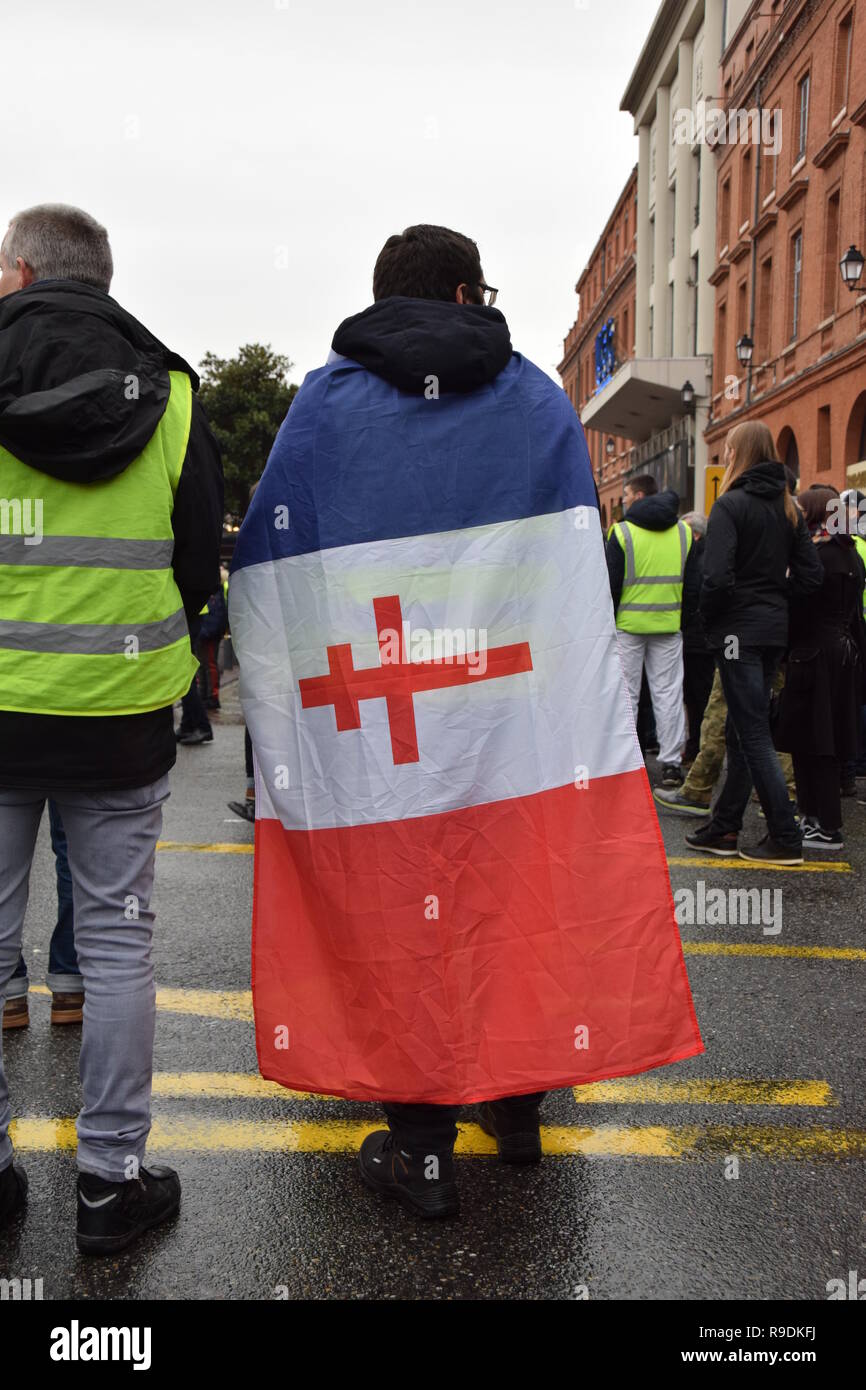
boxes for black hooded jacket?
[699,461,822,650]
[332,296,513,393]
[0,280,223,790]
[605,488,697,616]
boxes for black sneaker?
[653,786,712,817]
[77,1164,181,1255]
[227,799,256,823]
[177,728,213,745]
[659,763,684,788]
[684,822,739,856]
[738,834,803,866]
[358,1130,458,1219]
[802,823,844,851]
[478,1100,542,1165]
[0,1161,27,1229]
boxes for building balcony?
[580,355,713,443]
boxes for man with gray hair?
[0,204,223,1252]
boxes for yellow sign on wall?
[704,466,726,512]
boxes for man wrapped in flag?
[229,224,703,1219]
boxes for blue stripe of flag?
[231,352,597,570]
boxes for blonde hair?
[719,421,798,528]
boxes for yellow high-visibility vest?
[613,519,692,635]
[0,371,198,715]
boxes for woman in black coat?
[774,487,866,850]
[687,421,822,865]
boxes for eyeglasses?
[478,282,498,307]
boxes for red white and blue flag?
[229,348,703,1103]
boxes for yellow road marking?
[574,1078,835,1106]
[154,988,253,1021]
[9,1117,866,1159]
[158,841,253,853]
[157,842,854,874]
[683,942,866,961]
[668,856,852,873]
[148,1072,834,1107]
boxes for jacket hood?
[331,296,512,395]
[0,279,197,482]
[731,460,788,499]
[624,488,681,530]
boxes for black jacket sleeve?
[787,514,824,598]
[699,499,738,623]
[171,396,224,625]
[680,539,701,632]
[606,527,624,613]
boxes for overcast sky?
[4,0,657,387]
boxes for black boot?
[358,1130,459,1218]
[77,1164,181,1255]
[0,1161,27,1228]
[478,1100,543,1164]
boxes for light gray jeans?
[0,776,169,1180]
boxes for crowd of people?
[1,202,858,1253]
[610,426,866,862]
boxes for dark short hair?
[372,224,483,302]
[807,481,840,496]
[798,486,836,530]
[627,474,658,497]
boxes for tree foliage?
[198,343,298,518]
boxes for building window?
[601,244,606,290]
[715,299,727,394]
[758,255,773,362]
[823,190,841,319]
[737,277,748,342]
[761,113,777,198]
[649,304,654,356]
[692,253,699,355]
[650,217,655,284]
[623,303,630,358]
[817,405,831,472]
[720,177,731,251]
[833,10,853,116]
[740,147,753,228]
[797,72,810,160]
[789,230,803,340]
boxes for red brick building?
[558,167,638,529]
[705,0,866,488]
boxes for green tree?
[198,343,298,518]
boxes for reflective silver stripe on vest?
[0,609,189,655]
[618,519,689,584]
[618,602,682,612]
[0,535,175,569]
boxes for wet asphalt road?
[1,673,864,1301]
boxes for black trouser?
[636,671,657,750]
[244,726,254,779]
[385,1092,546,1154]
[682,651,715,762]
[179,666,212,735]
[793,754,842,833]
[711,646,801,850]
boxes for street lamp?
[736,334,754,366]
[681,380,695,414]
[605,437,616,457]
[840,245,865,293]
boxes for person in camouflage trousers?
[654,666,795,815]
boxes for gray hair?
[680,510,707,537]
[2,204,113,291]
